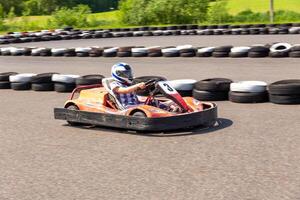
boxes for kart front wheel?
[131,111,147,118]
[66,105,82,126]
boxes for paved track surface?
[1,34,300,48]
[0,35,300,200]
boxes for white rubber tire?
[230,46,250,53]
[167,79,197,91]
[176,45,193,50]
[31,48,46,54]
[75,47,92,53]
[103,47,119,53]
[52,74,80,83]
[131,47,148,53]
[198,47,215,53]
[230,81,267,93]
[161,48,179,53]
[270,43,292,53]
[51,48,67,53]
[9,73,36,82]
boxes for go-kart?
[54,78,218,131]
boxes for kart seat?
[102,78,125,110]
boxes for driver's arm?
[113,82,146,94]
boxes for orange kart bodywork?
[63,86,213,118]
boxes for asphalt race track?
[0,35,300,200]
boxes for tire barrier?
[193,78,232,101]
[1,43,300,58]
[2,24,300,45]
[229,81,269,103]
[268,80,300,104]
[1,71,299,105]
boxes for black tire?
[103,52,117,57]
[76,52,89,57]
[54,83,76,93]
[177,90,192,97]
[131,111,147,118]
[193,89,229,101]
[269,51,289,58]
[0,81,10,89]
[268,80,300,95]
[117,51,132,57]
[248,51,269,58]
[229,52,248,58]
[0,72,18,81]
[31,72,58,83]
[197,52,212,57]
[66,105,82,126]
[194,78,233,92]
[214,46,233,52]
[11,82,31,90]
[32,83,54,91]
[249,46,270,53]
[132,52,148,57]
[269,94,300,104]
[148,52,162,57]
[229,91,269,103]
[212,52,229,57]
[180,52,196,57]
[163,52,180,57]
[76,74,104,86]
[64,52,76,57]
[289,51,300,57]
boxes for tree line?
[0,0,119,16]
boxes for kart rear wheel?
[66,105,82,126]
[131,111,147,118]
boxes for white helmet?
[111,62,133,84]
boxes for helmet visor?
[116,69,133,80]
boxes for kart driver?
[110,62,180,112]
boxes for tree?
[119,0,209,25]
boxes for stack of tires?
[52,74,80,92]
[177,45,196,57]
[0,72,17,89]
[269,43,292,58]
[89,47,103,57]
[75,47,91,57]
[147,46,162,57]
[193,78,232,101]
[168,79,196,96]
[117,46,133,57]
[229,46,250,58]
[162,47,179,57]
[103,47,118,57]
[64,48,76,57]
[268,80,300,104]
[31,73,58,91]
[248,45,270,58]
[212,46,233,57]
[229,81,269,103]
[75,75,104,87]
[289,45,300,58]
[9,73,36,90]
[197,47,215,57]
[131,47,148,57]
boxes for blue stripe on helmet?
[112,73,125,83]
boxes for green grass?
[226,0,300,15]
